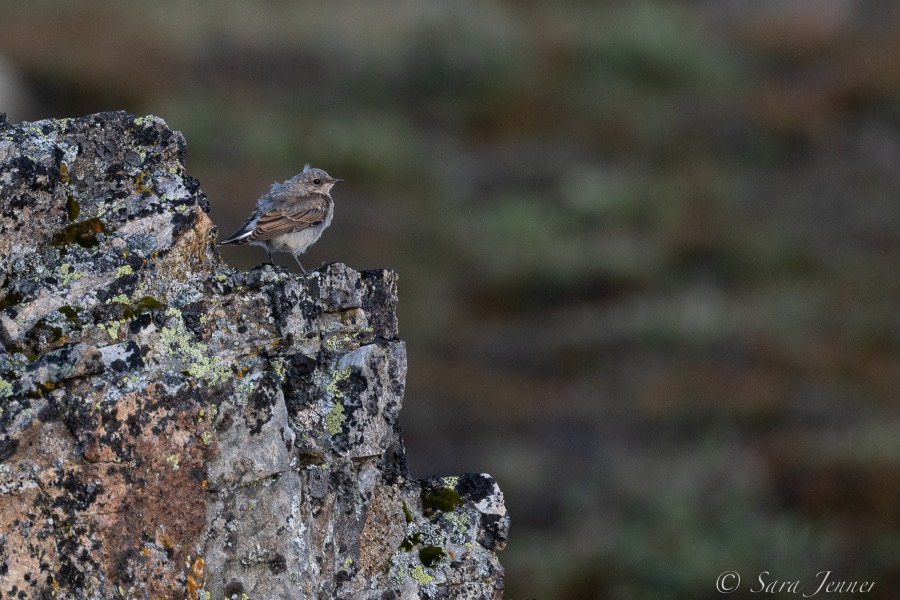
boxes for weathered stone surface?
[0,111,507,599]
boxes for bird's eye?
[313,178,322,185]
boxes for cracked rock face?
[0,111,507,599]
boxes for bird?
[217,165,341,273]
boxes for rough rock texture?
[0,111,507,599]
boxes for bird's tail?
[217,217,256,245]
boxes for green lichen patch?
[402,501,414,524]
[107,294,130,305]
[105,319,125,340]
[392,564,408,586]
[132,115,158,127]
[59,162,71,185]
[418,546,446,568]
[57,305,80,323]
[123,295,165,319]
[5,343,36,360]
[56,263,85,285]
[421,486,463,515]
[399,532,423,551]
[51,218,106,248]
[0,289,23,310]
[298,451,326,467]
[325,366,351,398]
[66,193,80,221]
[410,564,434,586]
[325,402,346,435]
[445,510,470,534]
[157,307,230,385]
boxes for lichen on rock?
[0,111,507,599]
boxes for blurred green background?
[2,1,899,598]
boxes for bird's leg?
[266,250,273,265]
[294,254,308,275]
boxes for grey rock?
[0,111,507,599]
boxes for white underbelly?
[267,227,322,254]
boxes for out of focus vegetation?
[2,1,899,598]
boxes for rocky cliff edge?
[0,111,507,599]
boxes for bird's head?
[294,165,342,194]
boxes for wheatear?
[218,165,341,273]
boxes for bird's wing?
[248,195,330,242]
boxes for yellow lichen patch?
[325,367,351,398]
[445,510,470,534]
[157,307,230,384]
[410,564,434,585]
[325,402,346,435]
[105,319,125,340]
[56,263,85,285]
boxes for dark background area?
[2,2,898,598]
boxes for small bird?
[218,165,341,273]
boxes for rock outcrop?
[0,111,507,599]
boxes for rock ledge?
[0,111,507,599]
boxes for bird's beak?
[331,178,344,184]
